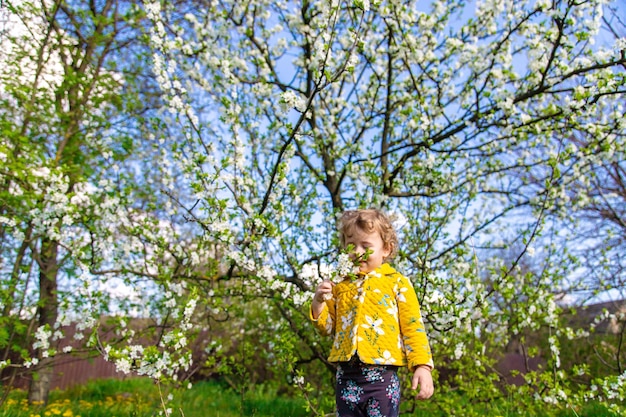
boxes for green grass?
[0,379,621,417]
[1,378,159,417]
[0,378,309,417]
[173,380,309,417]
[405,392,622,417]
[555,403,621,417]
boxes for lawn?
[0,378,309,417]
[0,379,620,417]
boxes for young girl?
[310,209,434,417]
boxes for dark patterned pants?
[335,359,401,417]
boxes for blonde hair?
[339,209,398,260]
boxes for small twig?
[567,401,580,417]
[157,381,171,416]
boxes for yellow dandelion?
[78,400,93,409]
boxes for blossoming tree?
[0,0,191,405]
[140,0,625,413]
[1,0,626,414]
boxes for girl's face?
[344,226,391,273]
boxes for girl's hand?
[411,366,434,400]
[311,280,334,319]
[313,280,334,303]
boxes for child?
[310,209,434,417]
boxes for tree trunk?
[28,237,59,405]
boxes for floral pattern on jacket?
[310,263,434,371]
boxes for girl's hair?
[339,209,398,260]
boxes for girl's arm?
[311,280,334,319]
[309,280,335,336]
[396,274,434,371]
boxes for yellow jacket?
[310,263,433,371]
